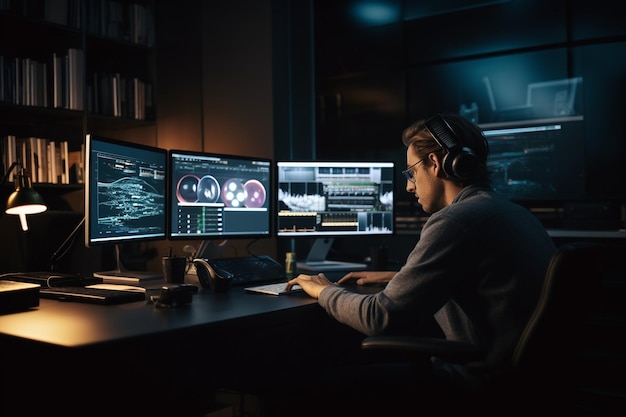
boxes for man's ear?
[429,153,443,176]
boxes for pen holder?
[162,256,187,283]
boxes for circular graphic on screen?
[176,175,200,203]
[243,179,266,208]
[197,175,221,203]
[221,178,247,207]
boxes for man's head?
[401,113,490,213]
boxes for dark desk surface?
[0,284,319,348]
[0,277,370,416]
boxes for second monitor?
[168,150,272,240]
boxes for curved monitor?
[85,134,167,248]
[168,150,272,240]
[276,161,395,271]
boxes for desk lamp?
[1,161,47,231]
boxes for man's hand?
[286,273,333,299]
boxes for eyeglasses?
[402,158,426,183]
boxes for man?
[286,112,556,390]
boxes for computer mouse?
[192,258,233,293]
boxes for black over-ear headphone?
[424,113,480,181]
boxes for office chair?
[360,241,626,416]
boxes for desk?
[546,229,626,239]
[0,284,363,416]
[0,286,318,348]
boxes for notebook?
[40,286,146,305]
[2,271,102,287]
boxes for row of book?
[88,72,153,120]
[0,50,153,119]
[0,1,154,47]
[0,0,81,28]
[86,0,155,47]
[0,49,84,111]
[1,134,84,185]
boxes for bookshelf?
[0,0,156,187]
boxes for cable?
[50,216,85,271]
[245,238,263,259]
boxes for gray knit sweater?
[318,185,556,385]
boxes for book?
[52,52,63,108]
[68,48,83,110]
[2,134,17,180]
[63,140,69,184]
[68,144,83,184]
[47,140,56,183]
[45,0,68,26]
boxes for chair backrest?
[513,241,603,367]
[359,241,626,415]
[508,241,626,414]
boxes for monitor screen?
[276,161,395,237]
[84,134,167,248]
[481,116,585,201]
[168,150,272,239]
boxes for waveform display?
[97,177,164,234]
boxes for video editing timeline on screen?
[277,162,394,236]
[170,152,271,238]
[95,150,166,239]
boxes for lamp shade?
[4,167,47,231]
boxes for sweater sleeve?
[318,211,468,336]
[318,284,391,336]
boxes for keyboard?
[245,282,303,296]
[202,255,286,286]
[40,286,146,305]
[2,271,102,288]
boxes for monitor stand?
[296,238,367,272]
[194,239,229,259]
[93,244,162,283]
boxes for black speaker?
[425,114,479,181]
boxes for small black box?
[0,281,40,314]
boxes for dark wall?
[155,0,204,152]
[0,210,111,275]
[313,0,626,218]
[273,0,317,162]
[200,0,274,160]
